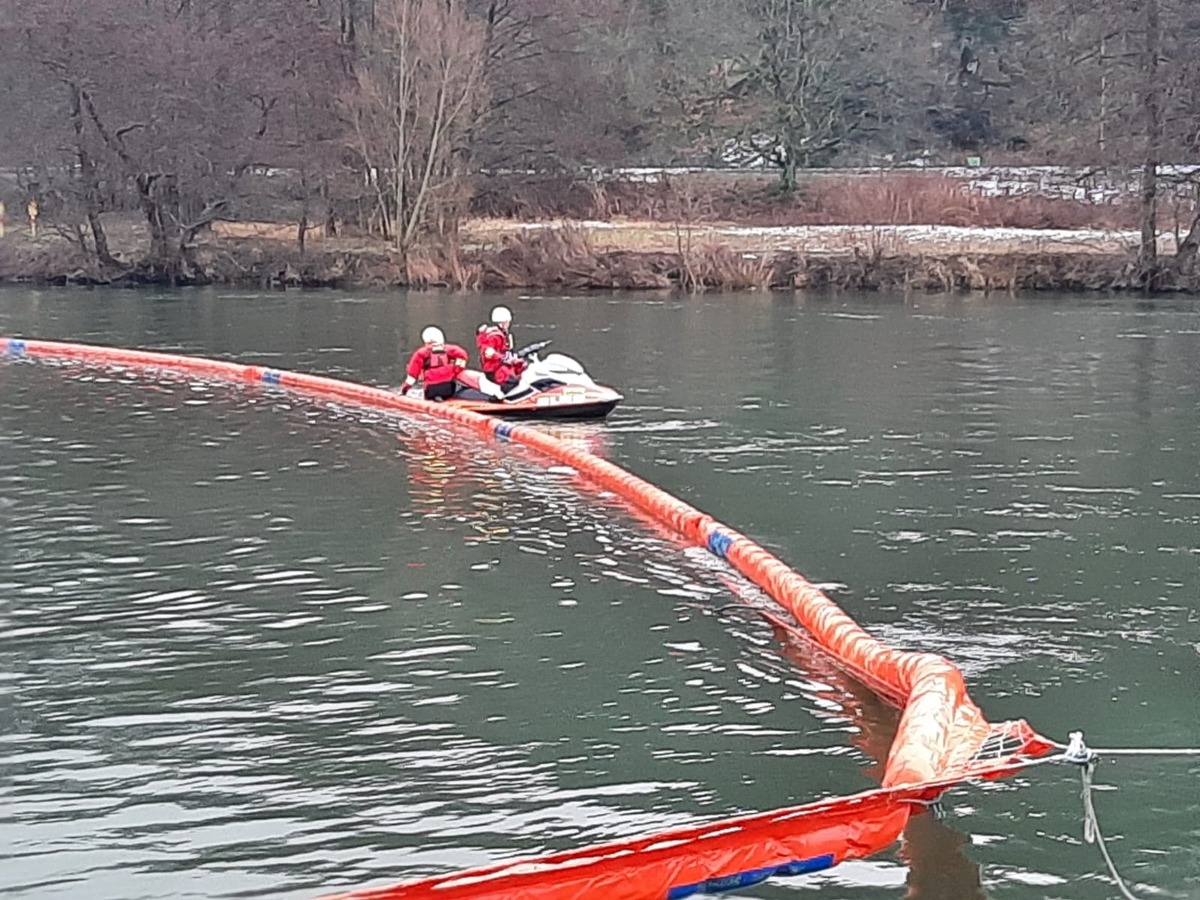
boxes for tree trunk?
[779,153,797,193]
[298,169,310,257]
[136,173,182,283]
[179,201,226,277]
[1139,162,1159,289]
[87,209,115,265]
[393,0,412,254]
[79,90,182,281]
[323,178,337,237]
[1171,211,1200,277]
[67,83,119,268]
[1137,0,1162,291]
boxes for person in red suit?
[400,326,468,401]
[475,305,526,394]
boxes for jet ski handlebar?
[514,339,552,360]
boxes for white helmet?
[421,326,444,344]
[490,305,513,325]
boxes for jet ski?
[440,340,623,420]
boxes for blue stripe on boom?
[6,340,27,356]
[261,370,282,385]
[494,422,515,441]
[667,854,835,899]
[707,528,734,558]
[774,854,836,876]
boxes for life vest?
[416,343,466,386]
[477,326,516,373]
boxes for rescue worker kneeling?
[475,304,526,397]
[400,326,468,401]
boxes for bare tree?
[65,81,118,266]
[1012,0,1200,285]
[460,0,646,169]
[1137,0,1162,285]
[346,0,487,261]
[735,0,948,188]
[11,0,345,281]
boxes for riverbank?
[0,211,1189,294]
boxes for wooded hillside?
[2,0,1198,286]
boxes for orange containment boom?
[2,338,1058,899]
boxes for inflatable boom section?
[2,338,1056,899]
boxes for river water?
[1,287,1197,900]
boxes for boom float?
[3,337,1059,899]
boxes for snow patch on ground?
[484,219,1169,256]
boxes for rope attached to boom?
[1078,762,1145,900]
[1050,731,1200,900]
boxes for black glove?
[399,383,410,396]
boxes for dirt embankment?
[0,172,1194,293]
[0,217,1162,294]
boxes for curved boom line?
[2,337,1055,899]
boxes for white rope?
[1047,733,1200,760]
[1079,762,1145,900]
[1081,747,1200,757]
[1042,730,1200,900]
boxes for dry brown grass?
[680,245,773,292]
[459,170,1156,264]
[463,220,1159,259]
[471,171,1144,231]
[406,247,482,290]
[472,175,668,221]
[481,225,676,289]
[803,174,1135,230]
[211,221,324,240]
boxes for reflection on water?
[1,369,865,900]
[522,421,614,458]
[2,288,1199,900]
